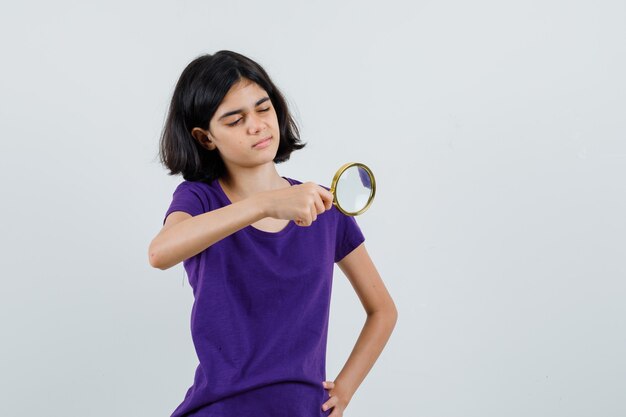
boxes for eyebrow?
[218,97,271,120]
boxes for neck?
[219,164,289,201]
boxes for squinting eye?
[259,107,270,112]
[228,118,242,127]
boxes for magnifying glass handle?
[328,187,337,205]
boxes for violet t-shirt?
[162,176,365,417]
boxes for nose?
[247,111,267,135]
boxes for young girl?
[149,50,397,417]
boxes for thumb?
[325,191,334,209]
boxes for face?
[193,78,280,170]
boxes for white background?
[1,1,625,416]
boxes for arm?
[322,242,398,414]
[148,194,266,270]
[149,182,334,271]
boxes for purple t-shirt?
[162,176,365,417]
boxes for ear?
[191,127,216,151]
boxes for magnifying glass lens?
[335,164,375,214]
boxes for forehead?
[219,79,267,106]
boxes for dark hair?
[158,50,306,183]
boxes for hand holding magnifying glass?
[293,162,376,226]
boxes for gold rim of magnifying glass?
[329,162,376,216]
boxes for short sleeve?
[163,181,208,225]
[334,210,366,263]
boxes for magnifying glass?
[329,162,376,216]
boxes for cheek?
[270,110,279,125]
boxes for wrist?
[248,192,268,219]
[330,379,354,406]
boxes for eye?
[227,107,270,127]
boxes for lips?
[252,136,272,147]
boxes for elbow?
[386,304,398,325]
[149,252,162,270]
[148,242,165,270]
[390,299,398,318]
[369,302,398,325]
[148,251,161,270]
[385,307,399,334]
[384,301,399,327]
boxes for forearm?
[333,309,398,404]
[150,194,266,270]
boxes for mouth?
[252,136,272,148]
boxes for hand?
[257,181,334,227]
[321,380,350,416]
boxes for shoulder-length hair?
[158,50,306,183]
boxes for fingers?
[293,183,334,228]
[322,381,341,415]
[313,186,333,214]
[321,394,338,413]
[313,194,326,216]
[318,186,334,210]
[329,408,342,417]
[306,182,333,211]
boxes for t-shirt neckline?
[214,176,297,239]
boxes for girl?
[149,50,397,417]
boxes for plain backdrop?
[1,1,625,416]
